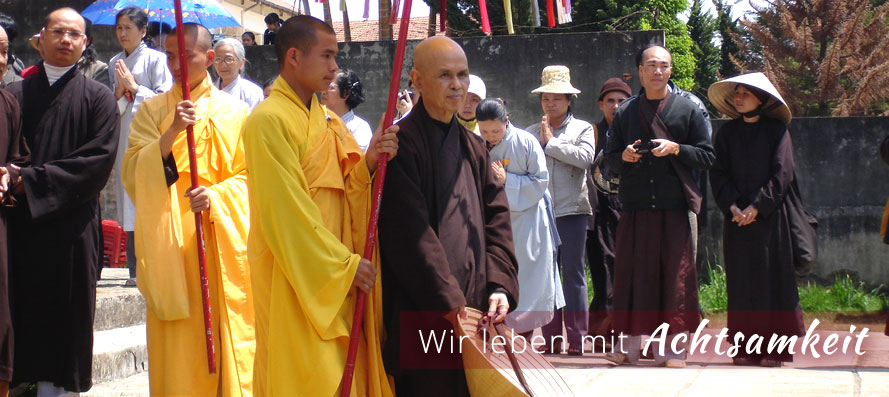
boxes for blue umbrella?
[81,0,241,29]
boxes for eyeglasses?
[214,56,238,65]
[45,28,86,41]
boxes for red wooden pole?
[340,0,413,395]
[439,0,447,32]
[173,0,216,375]
[479,0,491,34]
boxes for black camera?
[633,141,658,154]
[399,89,414,102]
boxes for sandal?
[567,346,584,356]
[732,357,758,366]
[663,358,686,368]
[604,352,629,365]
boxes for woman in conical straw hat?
[525,65,596,356]
[708,72,805,367]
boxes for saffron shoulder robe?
[123,75,255,396]
[242,76,392,397]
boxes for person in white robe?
[212,38,264,110]
[477,97,564,335]
[108,7,172,283]
[320,69,373,151]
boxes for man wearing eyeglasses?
[123,23,254,396]
[604,45,714,368]
[3,7,120,396]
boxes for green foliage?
[799,276,889,312]
[699,265,889,313]
[687,0,719,110]
[699,264,728,312]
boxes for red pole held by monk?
[341,0,413,394]
[173,0,217,375]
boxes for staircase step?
[84,371,149,397]
[92,324,148,385]
[96,268,145,331]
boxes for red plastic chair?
[101,220,127,268]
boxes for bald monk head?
[410,36,469,123]
[41,7,87,68]
[0,25,7,81]
[165,23,215,90]
[274,15,339,106]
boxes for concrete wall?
[240,30,666,129]
[701,117,889,286]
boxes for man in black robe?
[586,78,630,339]
[0,25,29,395]
[605,45,714,367]
[4,8,119,395]
[378,36,519,396]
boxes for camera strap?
[637,90,702,214]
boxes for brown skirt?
[611,210,701,336]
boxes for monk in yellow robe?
[242,16,398,396]
[122,24,254,397]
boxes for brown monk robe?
[0,86,28,396]
[5,8,120,393]
[378,37,519,396]
[710,118,805,362]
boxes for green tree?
[687,0,719,108]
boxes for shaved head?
[409,36,469,122]
[275,15,335,67]
[170,23,212,51]
[412,36,466,75]
[45,7,85,31]
[0,25,7,81]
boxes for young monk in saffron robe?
[123,24,254,396]
[241,16,398,396]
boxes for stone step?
[91,324,148,385]
[84,371,149,397]
[95,268,146,331]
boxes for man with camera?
[604,45,714,367]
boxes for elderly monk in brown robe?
[0,25,29,397]
[5,8,119,395]
[378,36,520,396]
[604,45,714,368]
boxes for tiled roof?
[331,16,441,42]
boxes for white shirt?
[342,110,373,152]
[218,75,264,110]
[44,63,75,86]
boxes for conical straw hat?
[531,65,581,95]
[456,308,575,396]
[708,72,792,124]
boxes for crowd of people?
[0,5,876,397]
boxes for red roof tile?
[331,16,441,42]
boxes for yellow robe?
[123,75,255,396]
[458,116,481,136]
[242,76,392,397]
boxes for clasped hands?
[730,204,758,226]
[0,164,24,201]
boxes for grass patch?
[697,265,889,313]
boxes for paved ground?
[86,333,889,396]
[86,269,889,396]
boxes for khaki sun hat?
[708,72,792,124]
[531,65,581,95]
